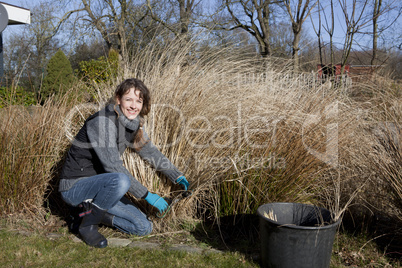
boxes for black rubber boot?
[67,206,83,234]
[78,202,108,248]
[100,212,115,227]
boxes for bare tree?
[324,0,335,67]
[310,0,323,66]
[269,22,294,57]
[269,21,311,60]
[218,0,279,58]
[371,0,382,65]
[310,0,336,72]
[179,0,196,37]
[338,0,371,74]
[337,0,401,73]
[281,0,318,71]
[80,0,149,57]
[146,0,200,41]
[58,0,150,57]
[370,0,401,65]
[4,2,61,91]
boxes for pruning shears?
[156,190,192,218]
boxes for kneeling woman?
[59,78,189,248]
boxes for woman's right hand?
[144,192,169,213]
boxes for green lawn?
[1,226,400,268]
[0,228,258,268]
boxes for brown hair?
[114,78,151,151]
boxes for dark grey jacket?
[59,104,183,198]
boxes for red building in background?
[317,64,350,77]
[317,64,380,82]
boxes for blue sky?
[1,0,41,9]
[2,0,401,51]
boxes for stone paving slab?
[127,241,161,250]
[108,238,133,247]
[70,235,222,254]
[168,244,205,254]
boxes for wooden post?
[0,33,3,80]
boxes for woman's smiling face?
[117,88,143,120]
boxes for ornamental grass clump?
[0,95,73,220]
[99,37,370,228]
[354,83,402,223]
[1,34,401,238]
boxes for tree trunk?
[261,36,271,58]
[317,0,323,66]
[179,0,190,36]
[329,0,335,67]
[292,27,301,71]
[283,0,318,72]
[371,0,381,65]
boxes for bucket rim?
[257,202,341,230]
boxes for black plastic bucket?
[257,202,341,268]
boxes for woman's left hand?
[176,176,189,190]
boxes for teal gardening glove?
[176,176,189,190]
[144,192,169,213]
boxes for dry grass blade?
[263,210,277,222]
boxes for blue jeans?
[61,173,152,236]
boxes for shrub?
[42,49,75,100]
[76,49,119,84]
[0,86,36,108]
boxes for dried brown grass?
[0,96,72,220]
[1,37,401,236]
[106,39,383,228]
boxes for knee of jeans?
[128,220,152,236]
[139,220,153,236]
[114,173,131,194]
